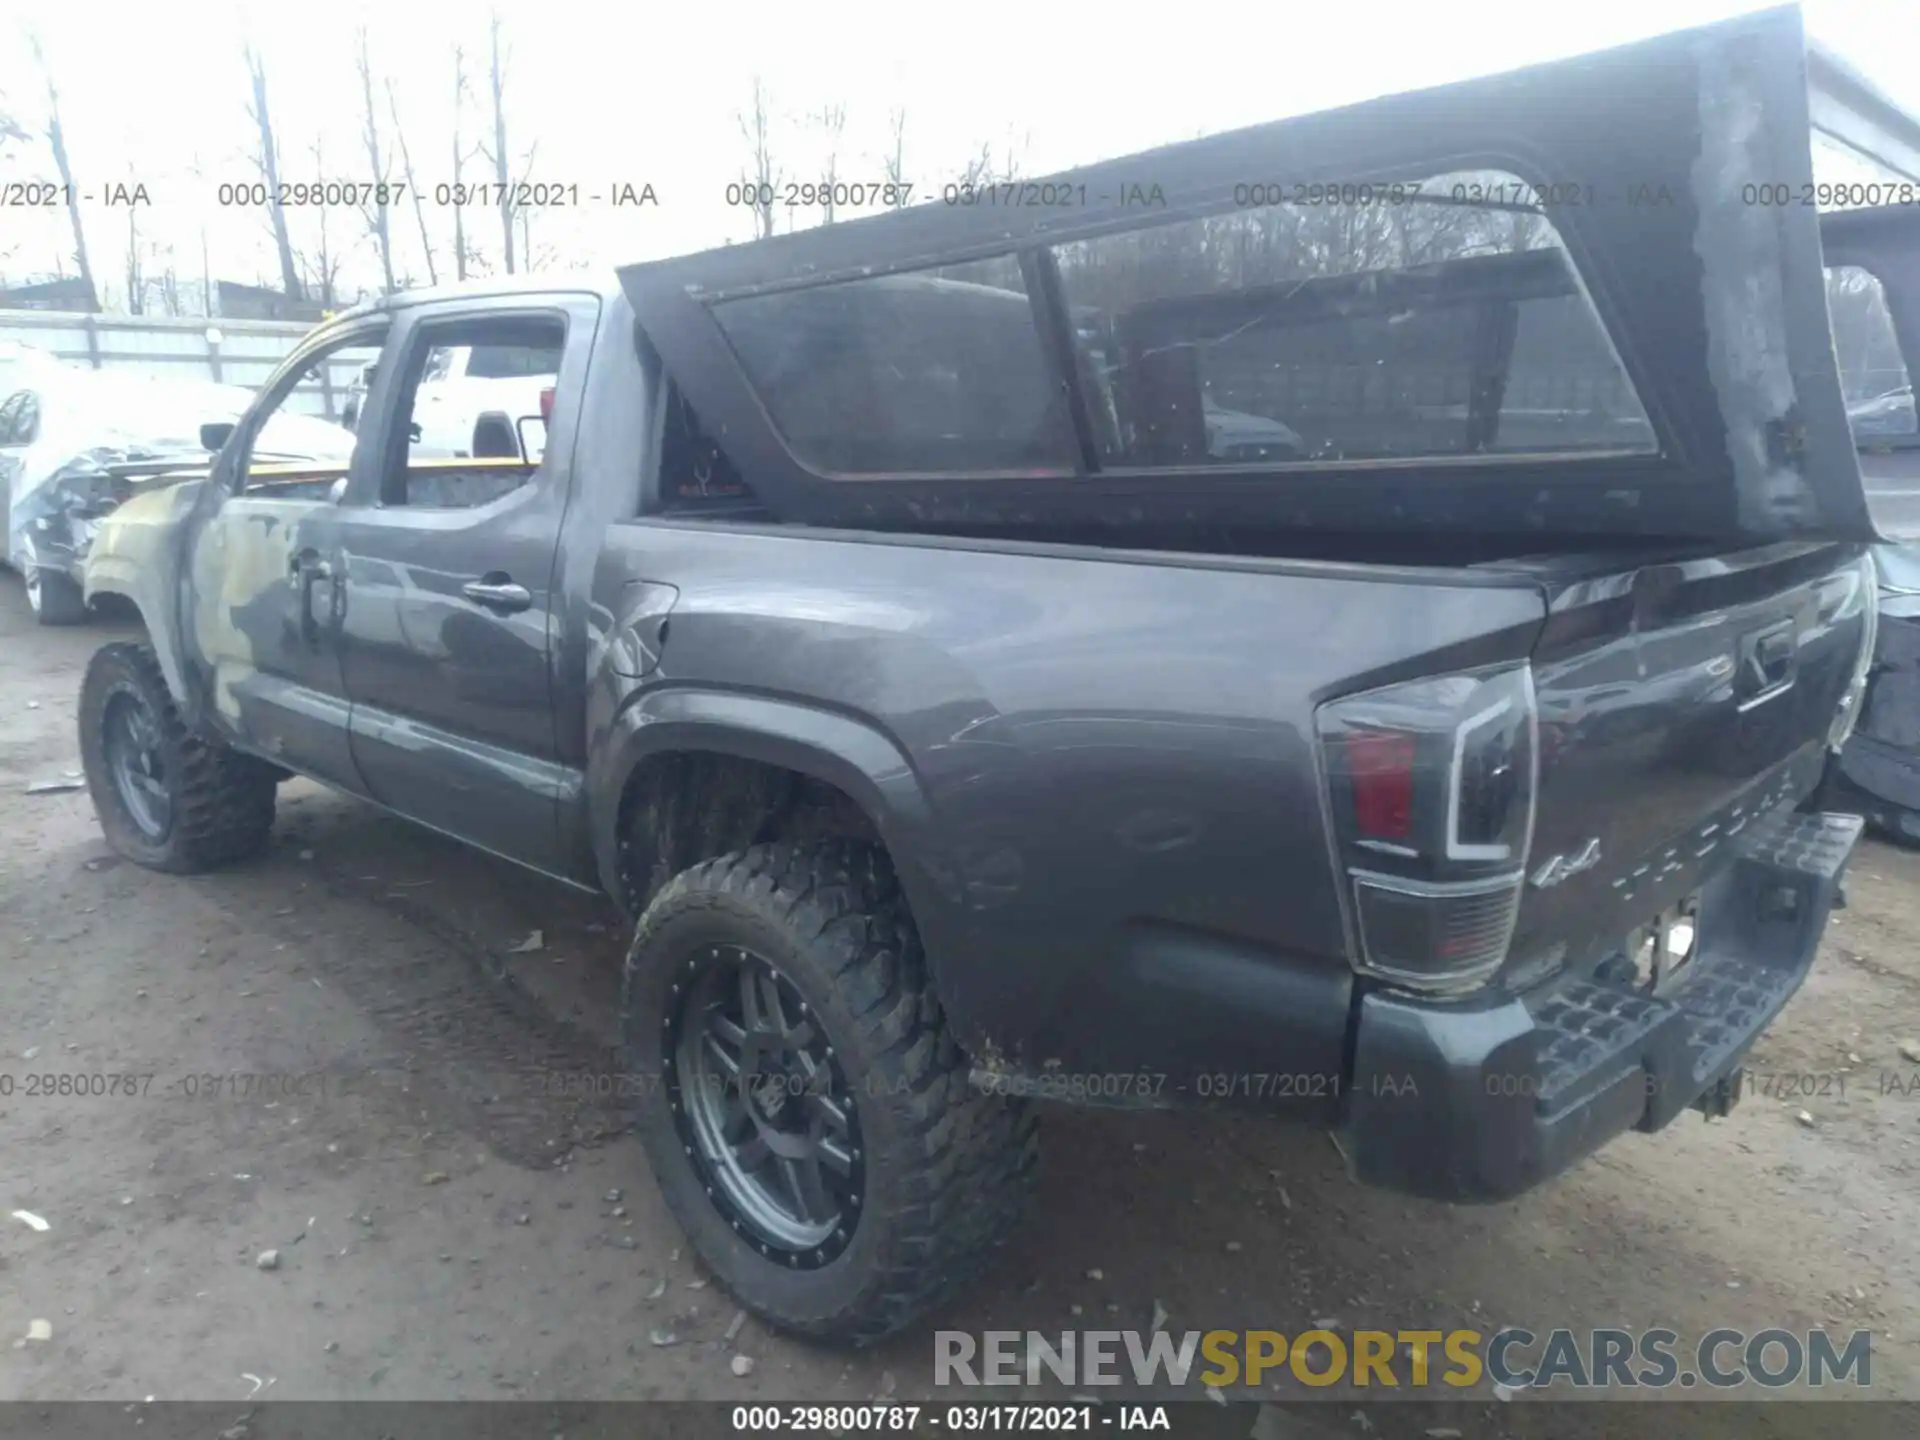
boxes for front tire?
[26,568,88,626]
[622,841,1038,1345]
[78,643,279,873]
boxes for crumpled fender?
[82,476,206,708]
[8,448,163,584]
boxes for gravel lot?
[2,573,1917,1432]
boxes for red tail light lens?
[1345,730,1415,840]
[1316,665,1538,994]
[539,386,556,423]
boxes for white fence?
[0,309,359,419]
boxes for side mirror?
[201,421,236,452]
[327,476,348,505]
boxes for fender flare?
[82,554,195,713]
[588,685,960,938]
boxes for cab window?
[380,313,568,509]
[233,327,384,496]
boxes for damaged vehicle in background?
[1818,199,1920,838]
[1,369,354,624]
[1824,542,1920,839]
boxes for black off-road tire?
[78,643,279,874]
[622,840,1039,1345]
[27,569,88,626]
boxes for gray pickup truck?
[72,7,1912,1343]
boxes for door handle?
[462,577,532,613]
[291,551,335,646]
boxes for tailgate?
[1498,541,1873,986]
[620,4,1887,545]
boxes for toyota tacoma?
[71,6,1908,1344]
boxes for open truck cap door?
[623,4,1911,545]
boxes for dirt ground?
[2,573,1917,1431]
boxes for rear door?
[617,5,1886,547]
[328,294,595,874]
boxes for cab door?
[179,322,388,791]
[328,295,592,873]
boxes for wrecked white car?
[1,369,354,624]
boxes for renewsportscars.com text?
[935,1326,1872,1391]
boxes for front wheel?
[622,841,1038,1345]
[78,643,279,873]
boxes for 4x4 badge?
[1531,838,1602,889]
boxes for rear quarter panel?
[590,522,1548,1096]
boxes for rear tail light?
[539,386,556,423]
[1829,551,1878,751]
[1316,664,1538,994]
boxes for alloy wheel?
[101,686,173,841]
[665,943,864,1267]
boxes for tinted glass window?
[711,257,1076,475]
[1052,172,1654,466]
[1828,264,1914,442]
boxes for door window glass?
[384,313,568,508]
[236,329,382,496]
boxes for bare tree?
[483,11,517,273]
[388,80,436,287]
[0,102,30,278]
[354,27,396,294]
[157,246,183,317]
[451,45,474,280]
[123,164,146,314]
[883,107,909,207]
[517,207,556,275]
[27,31,98,311]
[243,40,306,302]
[956,141,995,190]
[993,127,1031,184]
[297,137,343,309]
[812,103,846,225]
[955,129,1030,197]
[736,76,781,240]
[184,151,216,316]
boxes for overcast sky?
[0,0,1912,308]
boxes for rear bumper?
[1338,809,1862,1203]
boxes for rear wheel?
[26,569,87,626]
[622,840,1038,1344]
[78,643,279,873]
